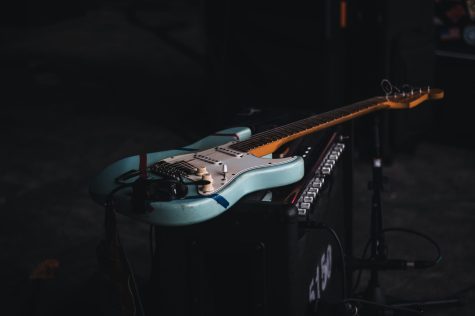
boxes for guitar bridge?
[150,161,194,179]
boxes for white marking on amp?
[308,244,333,304]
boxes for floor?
[1,3,475,316]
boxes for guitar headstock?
[384,87,444,110]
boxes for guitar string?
[230,98,383,152]
[152,90,428,177]
[152,90,427,176]
[247,96,393,148]
[231,100,376,150]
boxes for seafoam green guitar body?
[90,88,444,226]
[90,127,304,226]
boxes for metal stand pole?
[362,113,389,315]
[357,113,462,316]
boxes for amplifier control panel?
[295,142,346,217]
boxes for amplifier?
[146,125,353,316]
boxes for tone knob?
[196,166,208,176]
[201,173,214,192]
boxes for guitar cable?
[103,184,146,316]
[343,298,422,315]
[104,187,440,316]
[307,223,432,316]
[351,227,442,295]
[149,224,155,279]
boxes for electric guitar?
[90,87,443,226]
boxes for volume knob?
[196,166,208,176]
[201,173,214,193]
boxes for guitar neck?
[230,97,389,157]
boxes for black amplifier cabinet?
[148,127,353,316]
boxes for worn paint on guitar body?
[89,127,304,226]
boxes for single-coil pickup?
[216,146,244,157]
[193,154,221,164]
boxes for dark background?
[1,0,475,315]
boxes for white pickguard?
[162,142,296,195]
[90,126,305,226]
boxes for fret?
[271,129,288,137]
[230,97,385,153]
[227,88,443,156]
[274,128,291,137]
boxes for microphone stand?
[352,112,394,316]
[353,112,462,316]
[364,112,387,310]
